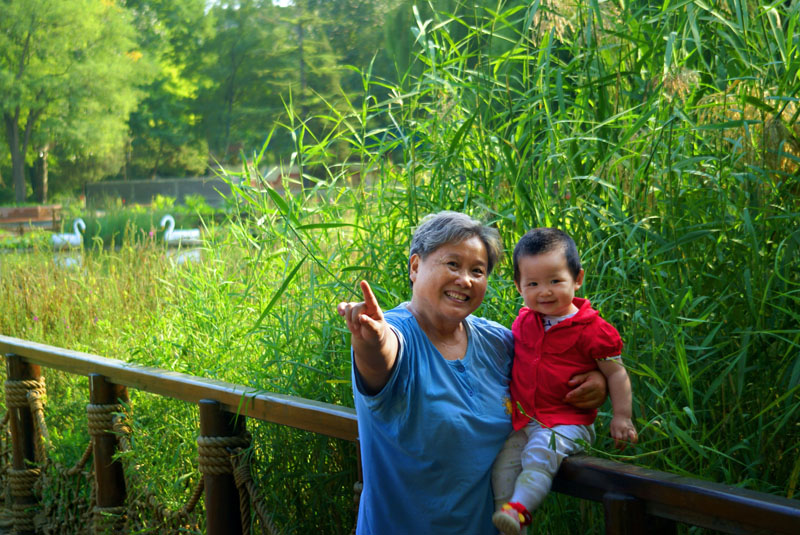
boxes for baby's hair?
[513,228,582,282]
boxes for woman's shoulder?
[466,313,510,331]
[466,314,513,344]
[384,302,413,324]
[383,303,423,338]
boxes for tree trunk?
[33,144,49,203]
[4,113,27,203]
[4,107,40,203]
[297,19,308,119]
[222,66,236,159]
[123,137,131,181]
[151,139,164,179]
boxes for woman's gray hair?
[409,211,503,282]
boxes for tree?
[197,0,300,162]
[0,0,145,203]
[123,0,215,179]
[300,0,393,98]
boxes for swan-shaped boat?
[159,214,201,246]
[52,218,86,249]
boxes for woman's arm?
[562,370,608,409]
[336,280,399,394]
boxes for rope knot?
[87,403,125,438]
[197,432,251,476]
[8,467,41,531]
[5,378,46,409]
[5,377,49,462]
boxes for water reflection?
[166,248,202,265]
[53,251,83,269]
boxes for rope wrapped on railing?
[5,377,48,462]
[230,447,283,535]
[87,403,124,439]
[88,402,127,534]
[5,376,48,533]
[0,361,334,535]
[8,465,40,531]
[197,430,284,535]
[198,432,251,533]
[197,433,250,476]
[0,412,11,530]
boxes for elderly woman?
[337,211,605,535]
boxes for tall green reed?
[222,0,799,530]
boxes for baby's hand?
[609,416,638,450]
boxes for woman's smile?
[445,290,469,302]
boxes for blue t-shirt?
[352,305,514,535]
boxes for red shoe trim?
[507,502,532,526]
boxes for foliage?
[0,229,50,250]
[196,0,299,162]
[123,0,214,180]
[300,0,395,102]
[0,0,147,202]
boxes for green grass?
[2,1,800,533]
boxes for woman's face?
[409,236,489,327]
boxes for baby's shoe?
[492,502,531,535]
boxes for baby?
[492,227,637,534]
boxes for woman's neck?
[407,303,467,361]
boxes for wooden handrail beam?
[554,455,800,534]
[0,335,357,441]
[3,334,800,534]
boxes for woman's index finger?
[360,280,380,312]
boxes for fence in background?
[84,177,234,208]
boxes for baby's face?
[515,249,584,317]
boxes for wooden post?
[89,374,129,509]
[198,399,244,535]
[603,492,646,535]
[647,516,678,535]
[354,438,363,512]
[6,354,42,535]
[352,438,363,533]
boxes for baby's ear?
[574,269,585,289]
[514,279,522,293]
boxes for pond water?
[2,247,205,268]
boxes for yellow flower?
[503,396,513,416]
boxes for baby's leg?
[491,429,527,511]
[510,423,594,512]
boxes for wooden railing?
[1,334,799,535]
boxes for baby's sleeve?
[585,319,623,360]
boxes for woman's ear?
[409,254,420,283]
